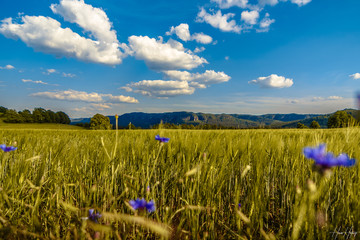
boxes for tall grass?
[0,128,359,239]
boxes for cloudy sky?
[0,0,359,117]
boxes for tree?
[32,108,47,123]
[0,106,7,114]
[327,111,355,128]
[55,111,71,124]
[19,109,34,123]
[297,122,308,129]
[310,120,320,129]
[4,109,24,123]
[90,114,112,130]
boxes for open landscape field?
[0,127,359,239]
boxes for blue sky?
[0,0,359,117]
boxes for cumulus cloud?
[22,79,49,85]
[50,0,118,44]
[290,0,312,6]
[257,14,276,32]
[31,89,138,103]
[194,46,205,53]
[249,74,293,88]
[122,80,195,98]
[0,0,126,65]
[128,35,207,70]
[211,0,248,9]
[0,64,15,70]
[163,70,231,88]
[166,23,191,41]
[166,23,213,44]
[196,8,242,33]
[0,16,124,65]
[350,73,360,80]
[192,33,213,44]
[241,10,260,25]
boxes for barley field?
[0,127,359,239]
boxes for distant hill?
[70,109,359,129]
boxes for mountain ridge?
[70,109,359,129]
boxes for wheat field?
[0,128,359,239]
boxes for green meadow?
[0,127,359,239]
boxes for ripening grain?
[0,128,359,239]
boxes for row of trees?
[0,106,70,124]
[297,111,357,129]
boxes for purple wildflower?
[303,144,356,169]
[155,135,170,143]
[238,203,241,208]
[0,144,17,152]
[88,209,102,223]
[129,198,156,213]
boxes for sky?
[0,0,359,118]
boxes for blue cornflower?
[155,135,170,143]
[303,144,356,169]
[129,198,156,213]
[0,144,17,152]
[88,209,102,223]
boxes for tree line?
[297,110,358,129]
[0,106,70,124]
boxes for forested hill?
[70,109,359,129]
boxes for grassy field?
[0,128,359,239]
[0,120,83,130]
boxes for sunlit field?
[0,128,359,239]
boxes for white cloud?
[63,72,76,78]
[90,103,112,110]
[249,74,293,88]
[241,10,259,25]
[259,0,279,6]
[166,23,213,44]
[166,23,191,41]
[22,79,48,85]
[196,8,242,33]
[103,94,139,103]
[128,35,207,70]
[256,14,276,32]
[328,96,343,100]
[211,0,248,9]
[225,56,229,60]
[43,69,57,75]
[50,0,118,44]
[350,73,360,80]
[312,97,324,102]
[312,96,344,101]
[0,0,125,65]
[191,33,213,44]
[163,70,231,88]
[123,80,195,98]
[290,0,312,6]
[194,47,205,53]
[0,64,15,70]
[31,89,138,103]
